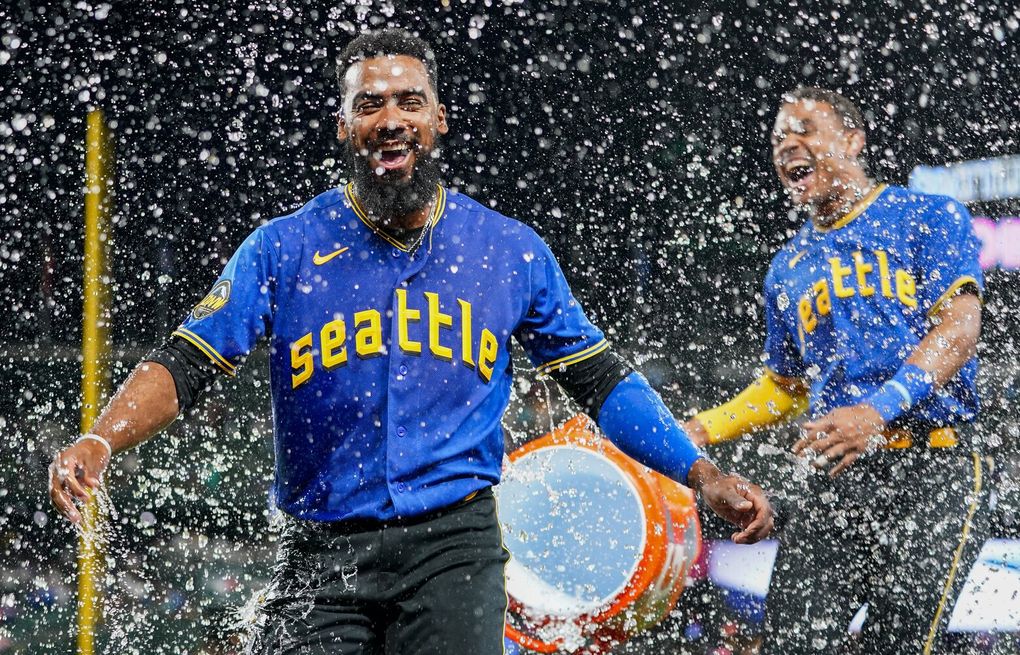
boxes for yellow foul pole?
[78,108,111,655]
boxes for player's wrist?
[76,433,113,461]
[865,364,934,423]
[686,457,722,492]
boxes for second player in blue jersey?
[763,182,982,426]
[687,87,988,655]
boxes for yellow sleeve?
[694,373,808,445]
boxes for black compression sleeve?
[546,347,633,421]
[144,337,221,413]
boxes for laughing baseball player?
[50,29,773,654]
[686,87,988,654]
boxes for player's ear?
[846,129,866,159]
[436,103,449,135]
[337,112,350,141]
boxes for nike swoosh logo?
[313,247,350,265]
[788,250,807,269]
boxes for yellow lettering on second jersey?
[896,270,918,309]
[853,251,875,297]
[798,295,817,334]
[396,288,422,354]
[354,309,382,358]
[792,250,921,347]
[478,328,498,382]
[425,292,454,361]
[291,332,314,388]
[875,250,895,298]
[812,279,832,316]
[321,317,347,369]
[829,256,855,298]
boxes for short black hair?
[782,87,865,132]
[336,29,438,100]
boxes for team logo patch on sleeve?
[191,280,231,320]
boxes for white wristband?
[77,433,113,459]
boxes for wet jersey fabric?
[174,184,607,522]
[763,184,983,425]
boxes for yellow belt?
[884,427,958,449]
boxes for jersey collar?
[813,183,888,233]
[344,182,447,252]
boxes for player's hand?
[683,417,710,448]
[48,440,110,524]
[688,459,774,544]
[794,404,886,477]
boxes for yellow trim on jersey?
[535,339,609,376]
[344,182,446,252]
[426,183,446,251]
[695,373,808,445]
[928,275,981,317]
[172,328,237,376]
[814,183,888,233]
[923,451,983,654]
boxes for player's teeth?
[784,165,812,183]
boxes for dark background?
[2,1,1018,653]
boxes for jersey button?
[396,425,407,437]
[391,248,401,258]
[397,482,406,492]
[398,364,408,376]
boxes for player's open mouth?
[786,164,813,182]
[375,142,414,171]
[782,159,815,191]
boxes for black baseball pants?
[763,447,990,655]
[244,487,510,655]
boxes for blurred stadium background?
[1,1,1018,653]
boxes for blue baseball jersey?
[764,184,983,425]
[174,184,607,522]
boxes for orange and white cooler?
[498,415,702,654]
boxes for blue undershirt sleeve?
[597,372,708,486]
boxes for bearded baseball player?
[686,87,988,654]
[49,29,773,654]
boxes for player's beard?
[343,138,442,224]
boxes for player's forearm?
[693,372,808,445]
[596,372,706,486]
[905,293,981,387]
[864,293,980,424]
[89,361,181,454]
